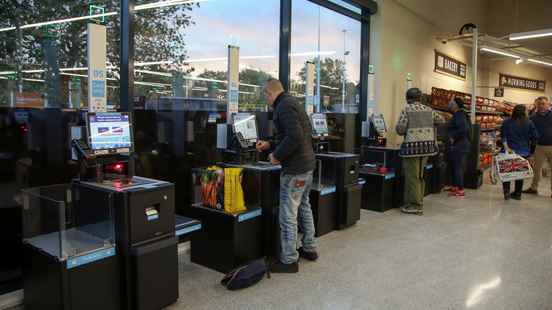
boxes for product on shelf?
[430,87,471,111]
[500,101,515,115]
[476,115,503,129]
[479,152,493,168]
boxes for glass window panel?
[0,2,120,109]
[133,0,279,112]
[291,0,361,114]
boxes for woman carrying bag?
[500,104,539,200]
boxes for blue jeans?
[279,171,317,264]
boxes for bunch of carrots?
[200,166,224,209]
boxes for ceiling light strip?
[480,47,520,59]
[509,28,552,41]
[528,58,552,66]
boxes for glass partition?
[290,0,361,114]
[22,184,115,261]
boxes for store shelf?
[465,110,504,116]
[481,128,499,132]
[429,105,504,117]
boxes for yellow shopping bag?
[224,168,246,214]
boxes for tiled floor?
[8,179,552,310]
[169,179,552,310]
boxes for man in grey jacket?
[256,79,318,273]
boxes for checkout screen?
[88,113,132,150]
[233,115,258,142]
[311,113,329,135]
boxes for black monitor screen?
[311,113,329,135]
[88,113,132,151]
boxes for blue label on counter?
[67,246,116,269]
[176,223,202,236]
[147,214,159,221]
[238,209,262,222]
[385,172,396,180]
[320,186,337,196]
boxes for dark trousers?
[503,180,523,196]
[450,148,468,190]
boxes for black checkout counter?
[22,112,193,310]
[189,162,277,273]
[360,111,449,211]
[359,144,446,212]
[310,113,364,233]
[189,116,274,272]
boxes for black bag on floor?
[221,259,268,290]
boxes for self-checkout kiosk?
[22,111,181,310]
[311,114,364,230]
[189,46,267,273]
[303,59,364,230]
[21,24,186,310]
[309,113,338,236]
[305,60,364,230]
[358,113,404,212]
[73,112,180,310]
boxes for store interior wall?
[370,0,552,145]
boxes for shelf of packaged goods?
[465,109,504,116]
[429,105,505,117]
[480,128,499,132]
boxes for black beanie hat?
[406,88,422,103]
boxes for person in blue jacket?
[447,97,471,197]
[500,104,539,200]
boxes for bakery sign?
[434,50,467,80]
[499,73,545,92]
